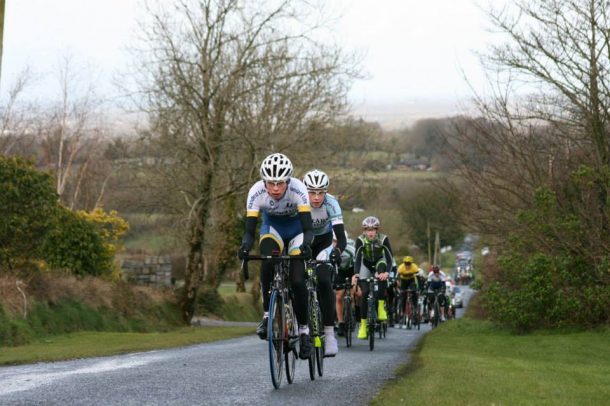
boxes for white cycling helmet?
[362,216,380,229]
[303,169,330,190]
[260,153,293,182]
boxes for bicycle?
[305,258,335,379]
[428,289,442,329]
[337,277,355,348]
[399,286,418,330]
[361,276,383,351]
[242,252,307,389]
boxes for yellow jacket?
[398,263,419,280]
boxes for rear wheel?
[268,291,284,389]
[343,297,353,348]
[315,306,324,376]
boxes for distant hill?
[350,98,474,130]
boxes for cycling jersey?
[398,262,419,280]
[244,177,311,253]
[354,233,395,278]
[310,193,343,236]
[428,271,447,290]
[246,178,310,218]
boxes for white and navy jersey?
[428,271,448,283]
[310,193,343,236]
[246,178,310,218]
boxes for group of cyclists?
[238,152,454,360]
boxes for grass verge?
[372,318,610,405]
[0,326,253,366]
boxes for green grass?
[372,318,610,405]
[0,326,253,366]
[123,233,178,255]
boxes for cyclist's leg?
[257,226,284,339]
[313,239,338,355]
[358,264,371,340]
[374,260,388,321]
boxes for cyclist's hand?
[238,243,250,260]
[377,271,389,281]
[329,248,341,267]
[299,243,312,259]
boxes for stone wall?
[120,256,173,287]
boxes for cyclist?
[427,265,448,322]
[396,255,419,327]
[354,216,396,339]
[334,232,356,337]
[302,169,346,357]
[238,153,314,359]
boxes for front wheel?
[268,290,284,389]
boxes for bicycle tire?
[308,347,316,380]
[308,291,318,381]
[343,297,353,348]
[268,290,284,389]
[315,305,324,376]
[284,298,297,384]
[431,299,440,328]
[368,300,376,351]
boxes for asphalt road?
[0,287,474,406]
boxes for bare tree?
[0,68,34,155]
[129,0,358,322]
[34,56,112,210]
[447,0,610,263]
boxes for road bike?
[428,289,443,329]
[397,286,419,330]
[242,252,307,389]
[362,276,385,351]
[337,277,355,348]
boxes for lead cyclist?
[238,153,314,360]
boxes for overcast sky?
[2,0,497,125]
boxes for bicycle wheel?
[284,298,297,384]
[431,299,440,328]
[308,293,318,381]
[343,297,353,348]
[268,290,284,389]
[313,302,324,376]
[406,299,413,330]
[368,301,376,351]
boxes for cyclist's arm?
[299,210,314,246]
[241,214,258,250]
[382,237,395,269]
[332,223,347,252]
[353,238,363,275]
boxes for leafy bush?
[41,206,114,276]
[0,157,58,270]
[482,251,610,332]
[0,305,33,346]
